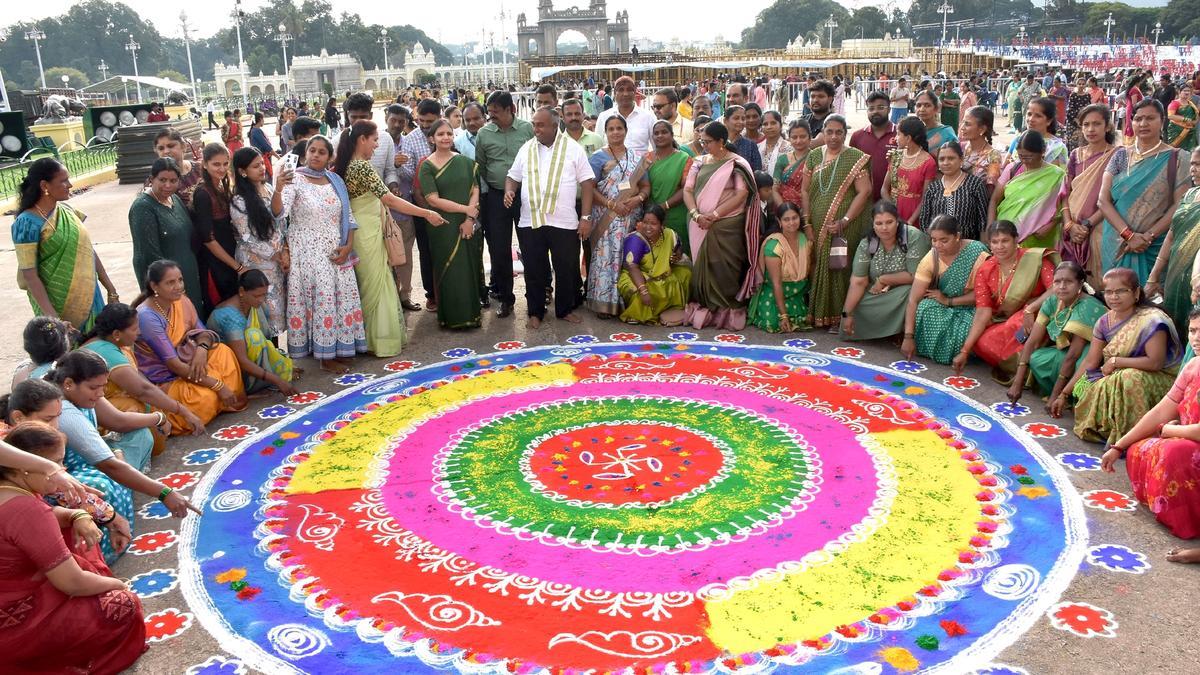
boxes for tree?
[157,69,187,84]
[44,67,89,87]
[1159,0,1200,40]
[740,0,852,49]
[845,7,893,41]
[1081,3,1163,40]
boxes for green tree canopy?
[156,69,188,84]
[44,66,89,88]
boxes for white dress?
[231,185,287,336]
[279,178,367,360]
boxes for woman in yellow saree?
[131,260,246,433]
[12,159,118,333]
[617,205,691,325]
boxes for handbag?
[828,235,849,270]
[175,328,220,364]
[381,202,408,267]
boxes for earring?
[43,189,49,196]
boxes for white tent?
[81,75,193,96]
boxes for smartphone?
[280,152,298,174]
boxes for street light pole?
[181,12,199,101]
[233,0,249,109]
[938,2,955,46]
[824,14,838,50]
[498,2,510,84]
[278,23,293,95]
[125,36,142,103]
[98,59,109,82]
[24,28,46,90]
[1104,12,1116,43]
[377,29,389,91]
[1153,22,1163,47]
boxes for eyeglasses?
[1102,288,1134,296]
[651,103,667,110]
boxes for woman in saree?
[47,351,201,563]
[722,105,763,171]
[881,115,936,228]
[1061,105,1118,279]
[1008,261,1106,406]
[589,115,650,317]
[1097,98,1192,285]
[0,422,147,674]
[1167,84,1198,151]
[191,143,239,316]
[682,121,762,330]
[646,120,694,261]
[1123,74,1148,145]
[914,90,957,153]
[129,158,204,312]
[841,200,931,342]
[901,215,990,365]
[209,271,298,395]
[13,158,118,334]
[801,115,873,330]
[1007,98,1069,168]
[419,119,484,329]
[960,106,1004,193]
[758,111,790,180]
[617,205,690,326]
[1147,148,1200,339]
[957,220,1058,380]
[229,147,287,336]
[80,303,206,452]
[1065,77,1094,150]
[773,119,811,205]
[989,130,1067,249]
[749,202,812,333]
[918,141,989,240]
[333,120,447,356]
[684,115,711,157]
[132,260,246,433]
[1101,308,1200,561]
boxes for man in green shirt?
[562,98,603,155]
[477,90,535,317]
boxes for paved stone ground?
[3,106,1196,674]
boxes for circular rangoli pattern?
[181,342,1086,673]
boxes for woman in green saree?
[988,130,1066,250]
[617,205,690,325]
[420,120,484,329]
[1098,98,1192,285]
[13,159,118,334]
[681,121,762,330]
[841,200,931,342]
[1057,268,1183,444]
[799,115,873,330]
[1166,84,1198,151]
[646,120,694,255]
[1008,261,1106,408]
[1147,147,1200,340]
[748,202,812,333]
[901,215,990,365]
[208,271,298,395]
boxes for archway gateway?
[517,0,630,58]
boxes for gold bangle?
[211,380,224,392]
[71,510,92,523]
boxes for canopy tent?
[530,57,922,80]
[81,75,193,96]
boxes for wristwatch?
[580,215,592,221]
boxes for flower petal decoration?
[783,337,816,350]
[257,404,295,420]
[667,331,698,342]
[890,360,927,374]
[138,500,173,520]
[212,424,259,441]
[1047,601,1118,638]
[129,530,178,556]
[185,655,248,675]
[1057,452,1102,471]
[383,360,420,372]
[182,448,225,466]
[333,373,375,386]
[715,333,745,343]
[494,341,525,351]
[286,391,325,405]
[129,568,180,598]
[832,346,865,359]
[943,376,980,390]
[566,334,599,344]
[442,347,476,358]
[1081,489,1138,512]
[145,608,194,643]
[610,332,642,342]
[1086,544,1150,574]
[991,402,1031,418]
[1021,422,1066,439]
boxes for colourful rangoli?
[180,342,1086,673]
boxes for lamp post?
[278,23,293,94]
[1153,22,1163,46]
[938,2,954,46]
[233,0,249,109]
[181,12,199,101]
[377,28,389,91]
[824,14,838,50]
[1017,25,1027,43]
[498,2,510,84]
[98,59,109,82]
[1104,12,1116,43]
[25,28,46,90]
[125,35,142,103]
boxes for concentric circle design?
[181,342,1086,674]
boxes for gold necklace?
[942,172,966,195]
[1053,297,1078,325]
[0,484,34,497]
[1133,139,1163,161]
[998,257,1019,290]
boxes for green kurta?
[842,225,931,341]
[419,153,483,329]
[128,192,203,312]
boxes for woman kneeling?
[749,202,812,332]
[617,205,691,326]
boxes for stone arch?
[380,77,389,90]
[517,2,629,58]
[364,78,377,90]
[224,79,240,97]
[554,28,592,56]
[250,85,262,96]
[265,84,275,96]
[526,38,540,56]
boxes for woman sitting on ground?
[0,421,147,674]
[12,316,71,386]
[209,270,298,395]
[957,220,1059,381]
[132,260,246,433]
[80,303,207,449]
[841,200,931,342]
[748,202,812,332]
[617,204,691,326]
[1059,267,1183,445]
[1101,307,1200,563]
[901,215,990,365]
[1008,261,1107,409]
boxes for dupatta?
[763,232,809,282]
[997,163,1066,242]
[996,247,1059,318]
[688,153,763,300]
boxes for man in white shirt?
[652,87,693,144]
[504,107,595,329]
[595,75,653,157]
[890,77,911,124]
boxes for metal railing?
[0,143,117,202]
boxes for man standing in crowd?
[802,80,835,144]
[890,76,910,124]
[453,101,492,309]
[477,91,535,318]
[288,116,322,159]
[563,98,604,155]
[206,99,218,130]
[395,98,442,311]
[596,76,653,156]
[504,107,594,329]
[851,91,898,202]
[384,104,421,311]
[726,82,748,109]
[653,88,693,145]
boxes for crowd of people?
[5,67,1200,671]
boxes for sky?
[7,0,790,46]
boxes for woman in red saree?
[0,421,146,673]
[957,220,1058,381]
[773,119,812,205]
[1103,308,1200,563]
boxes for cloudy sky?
[9,0,802,45]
